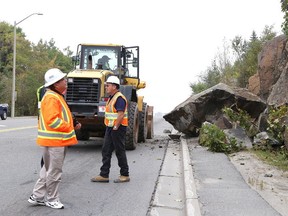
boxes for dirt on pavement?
[229,151,288,216]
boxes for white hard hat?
[105,76,120,85]
[44,68,67,87]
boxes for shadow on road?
[68,137,103,152]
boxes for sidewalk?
[148,137,201,216]
[149,136,282,216]
[187,137,281,216]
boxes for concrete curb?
[181,137,201,216]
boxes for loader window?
[81,46,119,70]
[124,49,139,78]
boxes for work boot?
[91,175,109,183]
[113,175,130,183]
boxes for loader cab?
[72,44,140,81]
[73,44,120,71]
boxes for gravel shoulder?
[229,151,288,216]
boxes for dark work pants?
[100,125,129,178]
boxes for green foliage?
[267,105,288,143]
[0,74,10,103]
[233,26,276,87]
[227,136,242,153]
[190,82,208,94]
[199,124,227,152]
[190,59,225,94]
[281,0,288,36]
[0,21,74,116]
[191,60,221,94]
[190,25,278,92]
[250,102,288,171]
[252,146,288,171]
[222,106,258,137]
[0,22,13,76]
[199,123,242,154]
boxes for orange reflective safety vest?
[104,92,128,127]
[37,90,78,147]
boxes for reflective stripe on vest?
[104,92,128,127]
[38,130,76,140]
[38,91,74,140]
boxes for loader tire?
[138,102,148,143]
[147,106,154,139]
[125,102,139,150]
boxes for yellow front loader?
[66,44,153,150]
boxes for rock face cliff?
[164,34,288,135]
[249,34,288,105]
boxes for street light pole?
[11,13,43,118]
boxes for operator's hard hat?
[105,76,120,85]
[102,55,111,60]
[44,68,67,87]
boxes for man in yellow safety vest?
[91,75,130,183]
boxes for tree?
[15,39,74,116]
[0,21,74,116]
[190,25,278,93]
[232,36,248,60]
[0,22,13,76]
[190,38,237,94]
[234,26,276,87]
[190,60,221,94]
[281,0,288,35]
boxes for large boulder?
[163,83,266,136]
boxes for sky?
[0,0,284,114]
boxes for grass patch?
[250,148,288,172]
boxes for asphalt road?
[0,116,171,216]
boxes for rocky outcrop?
[267,62,288,105]
[250,35,288,99]
[163,83,266,136]
[248,73,260,95]
[250,34,288,105]
[165,35,288,140]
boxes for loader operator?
[91,76,130,183]
[96,55,111,70]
